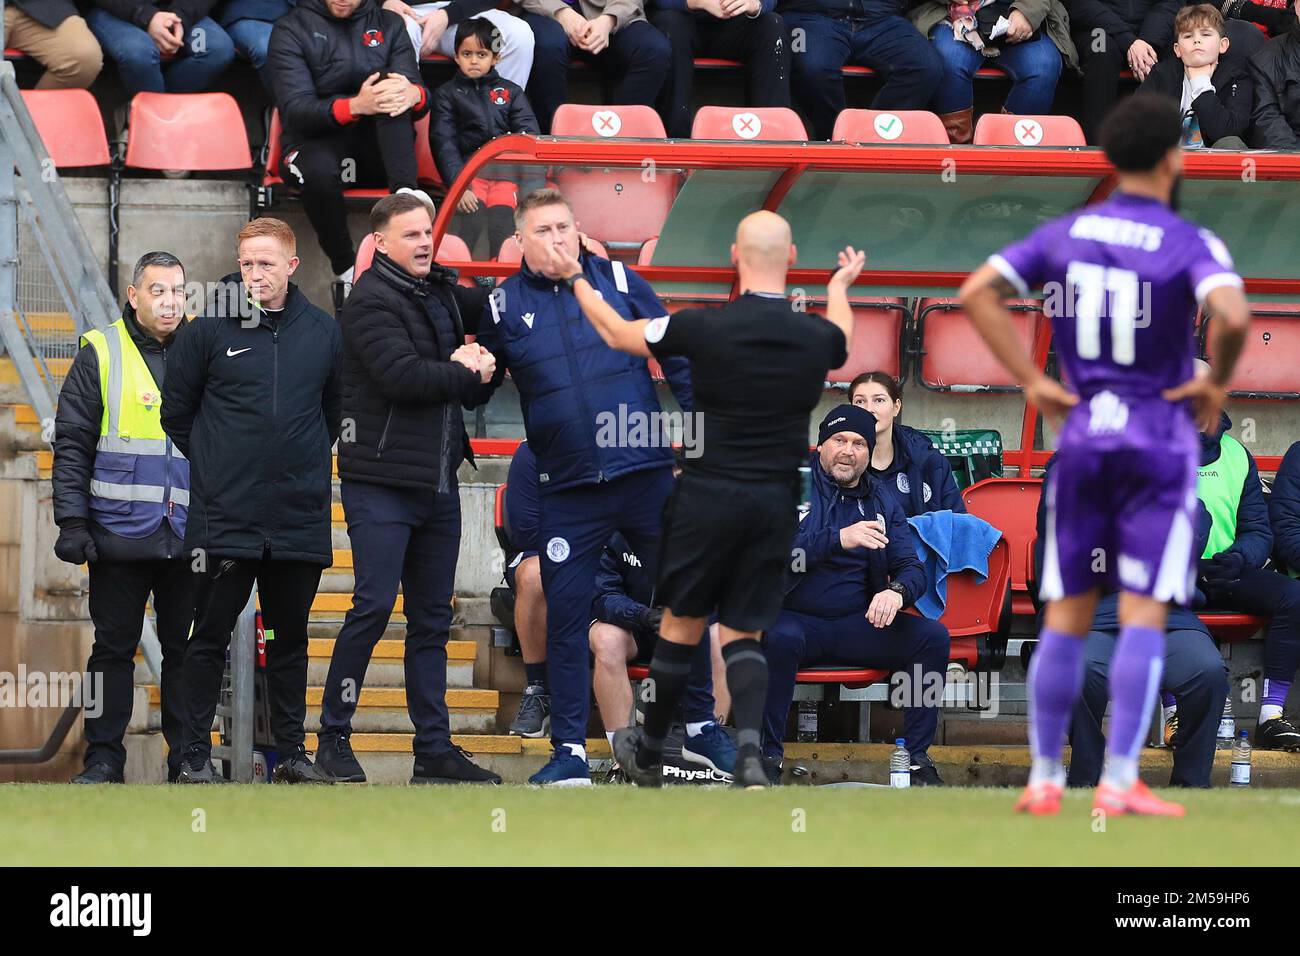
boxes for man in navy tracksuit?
[474,187,691,786]
[762,404,949,783]
[591,533,734,777]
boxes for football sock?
[638,639,697,769]
[722,639,768,768]
[1027,628,1086,787]
[1160,691,1177,710]
[685,721,711,738]
[524,663,547,691]
[1261,678,1290,724]
[563,743,586,762]
[1101,625,1165,791]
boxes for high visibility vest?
[80,319,189,539]
[1197,432,1248,560]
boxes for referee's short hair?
[514,188,573,231]
[131,251,184,287]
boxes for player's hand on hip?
[866,588,903,628]
[1025,375,1078,426]
[840,519,888,551]
[1163,374,1228,433]
[829,246,866,290]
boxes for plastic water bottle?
[796,700,818,742]
[1230,730,1252,787]
[889,738,911,788]
[1216,696,1235,750]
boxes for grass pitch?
[4,785,1299,866]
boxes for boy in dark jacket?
[432,18,540,257]
[1140,4,1251,148]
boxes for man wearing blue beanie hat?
[762,404,951,785]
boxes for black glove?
[634,605,663,638]
[54,519,98,565]
[1200,550,1246,594]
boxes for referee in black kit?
[535,210,865,788]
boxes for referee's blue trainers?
[681,722,736,777]
[528,748,592,787]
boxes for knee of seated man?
[588,621,632,660]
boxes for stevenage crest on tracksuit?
[988,192,1244,604]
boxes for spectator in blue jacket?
[590,533,736,777]
[648,0,791,138]
[762,404,948,784]
[87,0,236,94]
[473,187,692,786]
[1030,453,1230,788]
[213,0,291,84]
[777,0,942,140]
[849,371,964,520]
[1261,438,1300,748]
[1195,405,1300,751]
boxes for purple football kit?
[989,192,1243,605]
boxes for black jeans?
[650,9,791,139]
[283,114,420,275]
[1205,565,1300,689]
[1068,627,1228,788]
[180,552,323,759]
[319,481,461,757]
[85,560,194,778]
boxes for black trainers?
[411,745,502,785]
[762,755,784,786]
[316,733,367,782]
[71,762,124,784]
[509,685,551,738]
[272,749,335,785]
[910,752,944,786]
[612,727,661,788]
[732,747,769,789]
[175,751,230,784]
[1255,715,1300,752]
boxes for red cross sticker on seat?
[592,110,622,137]
[732,112,762,139]
[1014,119,1044,146]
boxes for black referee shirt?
[644,293,847,483]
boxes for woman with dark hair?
[848,371,966,519]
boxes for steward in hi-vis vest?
[52,252,196,784]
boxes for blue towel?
[906,511,1003,619]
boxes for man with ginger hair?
[543,209,865,787]
[162,217,343,784]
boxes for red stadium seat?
[1197,611,1269,643]
[1203,304,1300,399]
[690,106,808,141]
[939,537,1012,641]
[497,234,608,263]
[124,93,251,171]
[962,477,1043,616]
[413,114,441,187]
[353,231,478,287]
[627,663,889,689]
[972,113,1086,147]
[638,237,657,265]
[20,90,111,167]
[827,299,908,384]
[915,298,1043,392]
[550,104,679,249]
[832,109,948,145]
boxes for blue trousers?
[762,606,950,760]
[540,467,676,746]
[85,9,235,95]
[929,26,1062,114]
[1068,627,1228,788]
[320,481,461,757]
[783,12,942,140]
[522,14,671,133]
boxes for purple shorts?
[1039,446,1198,604]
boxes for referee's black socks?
[722,638,768,765]
[639,639,697,769]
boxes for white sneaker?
[333,267,354,303]
[395,186,436,217]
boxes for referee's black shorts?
[655,472,799,634]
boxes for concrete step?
[135,638,479,689]
[152,685,498,734]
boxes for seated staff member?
[849,371,964,520]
